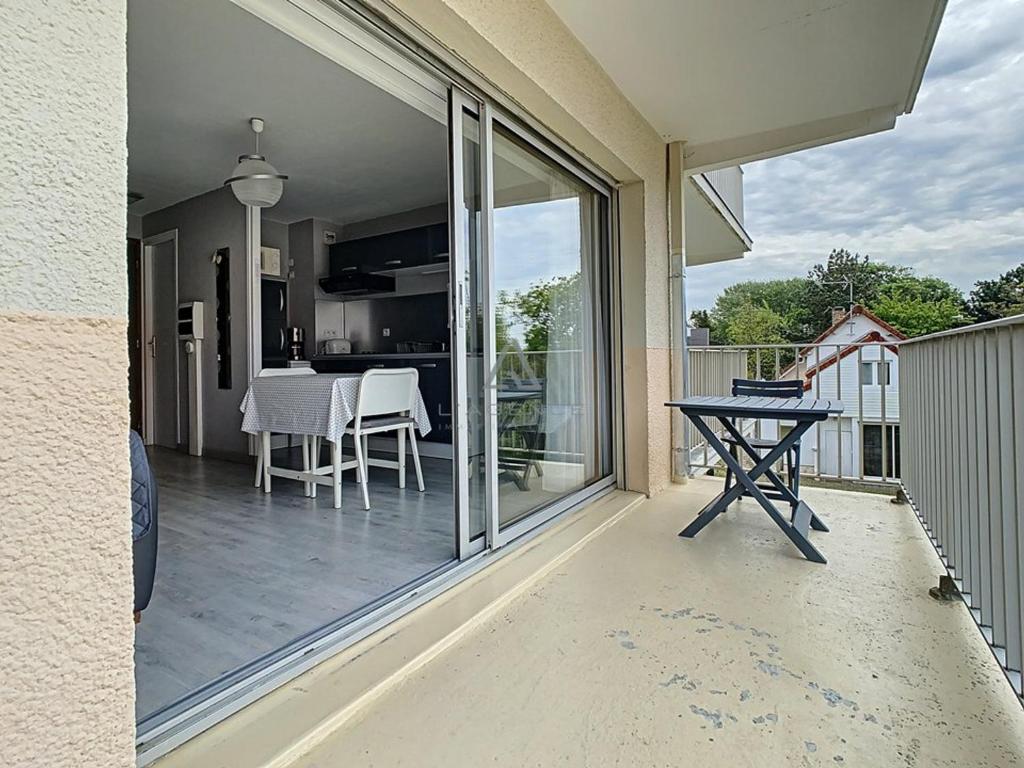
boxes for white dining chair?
[253,367,317,493]
[346,368,426,510]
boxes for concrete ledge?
[152,489,644,767]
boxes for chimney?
[831,307,847,326]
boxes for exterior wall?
[378,0,673,495]
[0,2,136,767]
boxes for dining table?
[240,372,432,508]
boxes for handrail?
[895,312,1024,346]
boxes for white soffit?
[546,0,945,171]
[685,178,751,267]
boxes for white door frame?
[140,229,180,446]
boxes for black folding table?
[667,396,844,564]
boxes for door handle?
[457,282,465,330]
[148,336,156,358]
[342,266,358,272]
[384,259,402,266]
[279,329,285,351]
[417,363,437,369]
[279,289,285,312]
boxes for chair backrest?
[256,367,316,378]
[732,378,803,398]
[355,368,419,421]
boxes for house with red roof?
[770,305,906,479]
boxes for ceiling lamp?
[224,117,288,208]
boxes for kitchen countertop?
[313,352,451,360]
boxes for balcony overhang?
[545,0,945,172]
[686,172,752,266]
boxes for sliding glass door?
[490,122,611,536]
[450,89,489,556]
[450,98,613,551]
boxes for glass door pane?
[490,123,610,532]
[450,90,489,555]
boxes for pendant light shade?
[224,118,287,208]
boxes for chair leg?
[408,426,425,492]
[792,444,802,498]
[723,446,734,493]
[398,427,406,489]
[261,431,272,493]
[331,440,342,510]
[302,434,310,497]
[254,440,263,488]
[353,431,371,510]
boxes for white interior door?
[142,230,179,448]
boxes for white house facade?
[769,306,907,480]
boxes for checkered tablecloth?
[240,373,432,445]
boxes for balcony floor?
[298,478,1024,767]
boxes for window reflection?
[491,125,608,529]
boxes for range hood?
[319,271,395,296]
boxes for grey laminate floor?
[135,447,455,721]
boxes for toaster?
[322,338,352,355]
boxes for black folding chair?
[722,378,804,515]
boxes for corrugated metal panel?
[900,317,1024,696]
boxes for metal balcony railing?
[900,314,1024,696]
[686,341,900,484]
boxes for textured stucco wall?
[0,2,136,767]
[379,0,673,494]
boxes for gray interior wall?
[288,217,346,358]
[142,186,249,459]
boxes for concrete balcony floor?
[299,478,1024,767]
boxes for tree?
[804,249,911,331]
[870,278,969,337]
[698,248,970,346]
[705,277,815,344]
[723,302,790,378]
[968,263,1024,322]
[690,309,712,329]
[499,273,583,357]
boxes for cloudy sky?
[688,0,1024,312]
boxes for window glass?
[859,362,874,386]
[490,124,609,530]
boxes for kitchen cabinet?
[312,355,452,444]
[261,278,288,368]
[328,221,449,274]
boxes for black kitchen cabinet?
[311,356,452,444]
[261,279,288,368]
[328,221,449,274]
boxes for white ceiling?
[545,0,944,170]
[127,0,448,224]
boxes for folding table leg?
[682,415,826,564]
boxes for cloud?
[689,0,1024,311]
